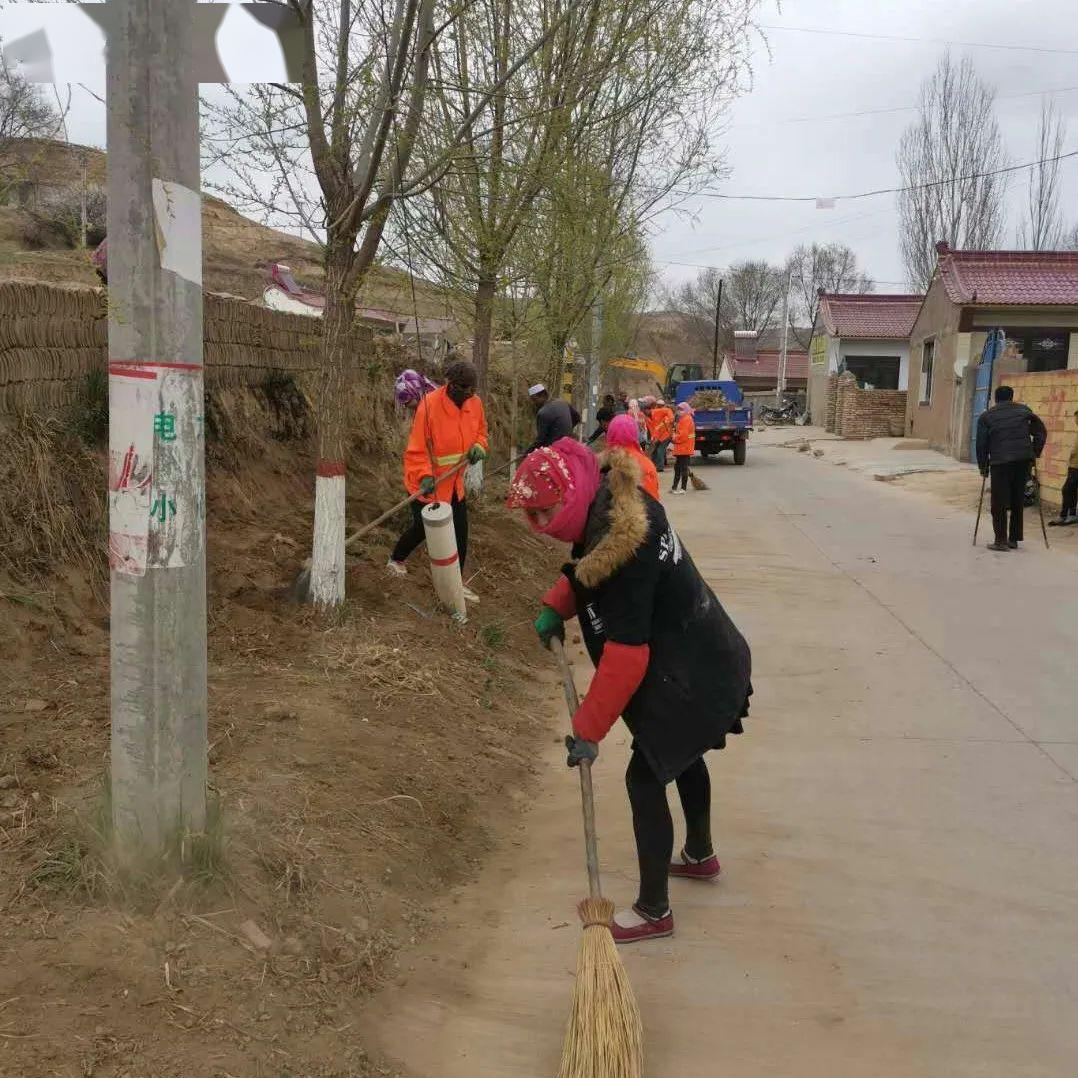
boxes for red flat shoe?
[610,906,674,945]
[669,849,721,881]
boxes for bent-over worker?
[507,439,752,944]
[388,360,488,601]
[526,384,580,453]
[975,385,1047,552]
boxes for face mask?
[447,382,474,406]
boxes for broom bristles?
[557,896,644,1078]
[689,470,709,491]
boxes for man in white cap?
[525,383,581,453]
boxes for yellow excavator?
[608,356,704,399]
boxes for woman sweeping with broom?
[507,437,751,944]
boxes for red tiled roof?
[729,349,809,380]
[818,292,923,339]
[935,245,1078,306]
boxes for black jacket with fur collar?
[566,452,751,783]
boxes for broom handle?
[551,638,602,900]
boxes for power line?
[758,23,1078,56]
[759,83,1078,128]
[699,147,1078,203]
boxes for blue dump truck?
[673,378,753,465]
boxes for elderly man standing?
[525,383,580,452]
[976,385,1047,552]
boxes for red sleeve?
[542,574,576,618]
[572,642,650,743]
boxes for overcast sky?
[654,0,1078,292]
[4,0,1078,296]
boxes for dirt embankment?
[0,380,562,1077]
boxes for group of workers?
[384,360,751,945]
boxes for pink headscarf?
[506,437,601,544]
[606,413,640,448]
[677,401,694,416]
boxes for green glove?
[419,475,436,496]
[565,734,598,768]
[534,605,565,649]
[467,444,488,464]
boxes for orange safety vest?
[672,414,695,456]
[650,406,674,443]
[625,444,661,500]
[403,386,489,503]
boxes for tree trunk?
[309,246,357,608]
[472,272,497,396]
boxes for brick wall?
[825,373,838,432]
[834,371,907,438]
[1011,370,1078,504]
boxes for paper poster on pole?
[147,368,204,569]
[108,366,157,576]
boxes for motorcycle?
[759,398,804,425]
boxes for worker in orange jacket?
[648,399,675,473]
[388,360,488,601]
[670,402,695,495]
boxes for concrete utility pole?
[583,297,602,437]
[777,265,793,405]
[2,0,304,858]
[711,278,723,379]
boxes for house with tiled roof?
[907,242,1078,457]
[723,327,810,393]
[807,292,923,425]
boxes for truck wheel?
[733,441,746,465]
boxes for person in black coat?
[507,438,751,945]
[525,384,581,453]
[976,386,1048,551]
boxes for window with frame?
[919,340,934,404]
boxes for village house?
[807,292,923,426]
[907,243,1078,460]
[722,327,810,395]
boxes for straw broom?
[550,638,644,1078]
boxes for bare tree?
[0,57,65,200]
[1064,222,1078,250]
[896,54,1007,289]
[663,266,728,356]
[1017,98,1066,251]
[204,0,587,607]
[787,242,873,347]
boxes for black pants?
[989,460,1030,544]
[650,439,671,472]
[390,492,468,567]
[672,456,691,491]
[625,748,712,919]
[1062,467,1078,518]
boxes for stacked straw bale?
[0,281,378,416]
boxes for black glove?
[565,734,598,768]
[980,467,989,478]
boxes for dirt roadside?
[0,399,562,1077]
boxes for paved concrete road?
[360,442,1078,1078]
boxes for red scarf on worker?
[506,437,601,543]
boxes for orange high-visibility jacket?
[403,386,489,503]
[672,414,695,457]
[624,444,661,501]
[649,405,675,443]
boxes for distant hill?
[0,139,462,326]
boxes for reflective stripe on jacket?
[403,386,489,502]
[672,414,695,456]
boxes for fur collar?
[575,448,649,588]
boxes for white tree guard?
[310,474,346,606]
[421,501,467,621]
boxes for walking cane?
[973,473,987,547]
[1033,461,1050,550]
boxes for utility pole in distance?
[2,0,304,860]
[777,265,793,404]
[711,277,724,379]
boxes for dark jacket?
[976,401,1047,471]
[566,452,751,783]
[527,399,580,453]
